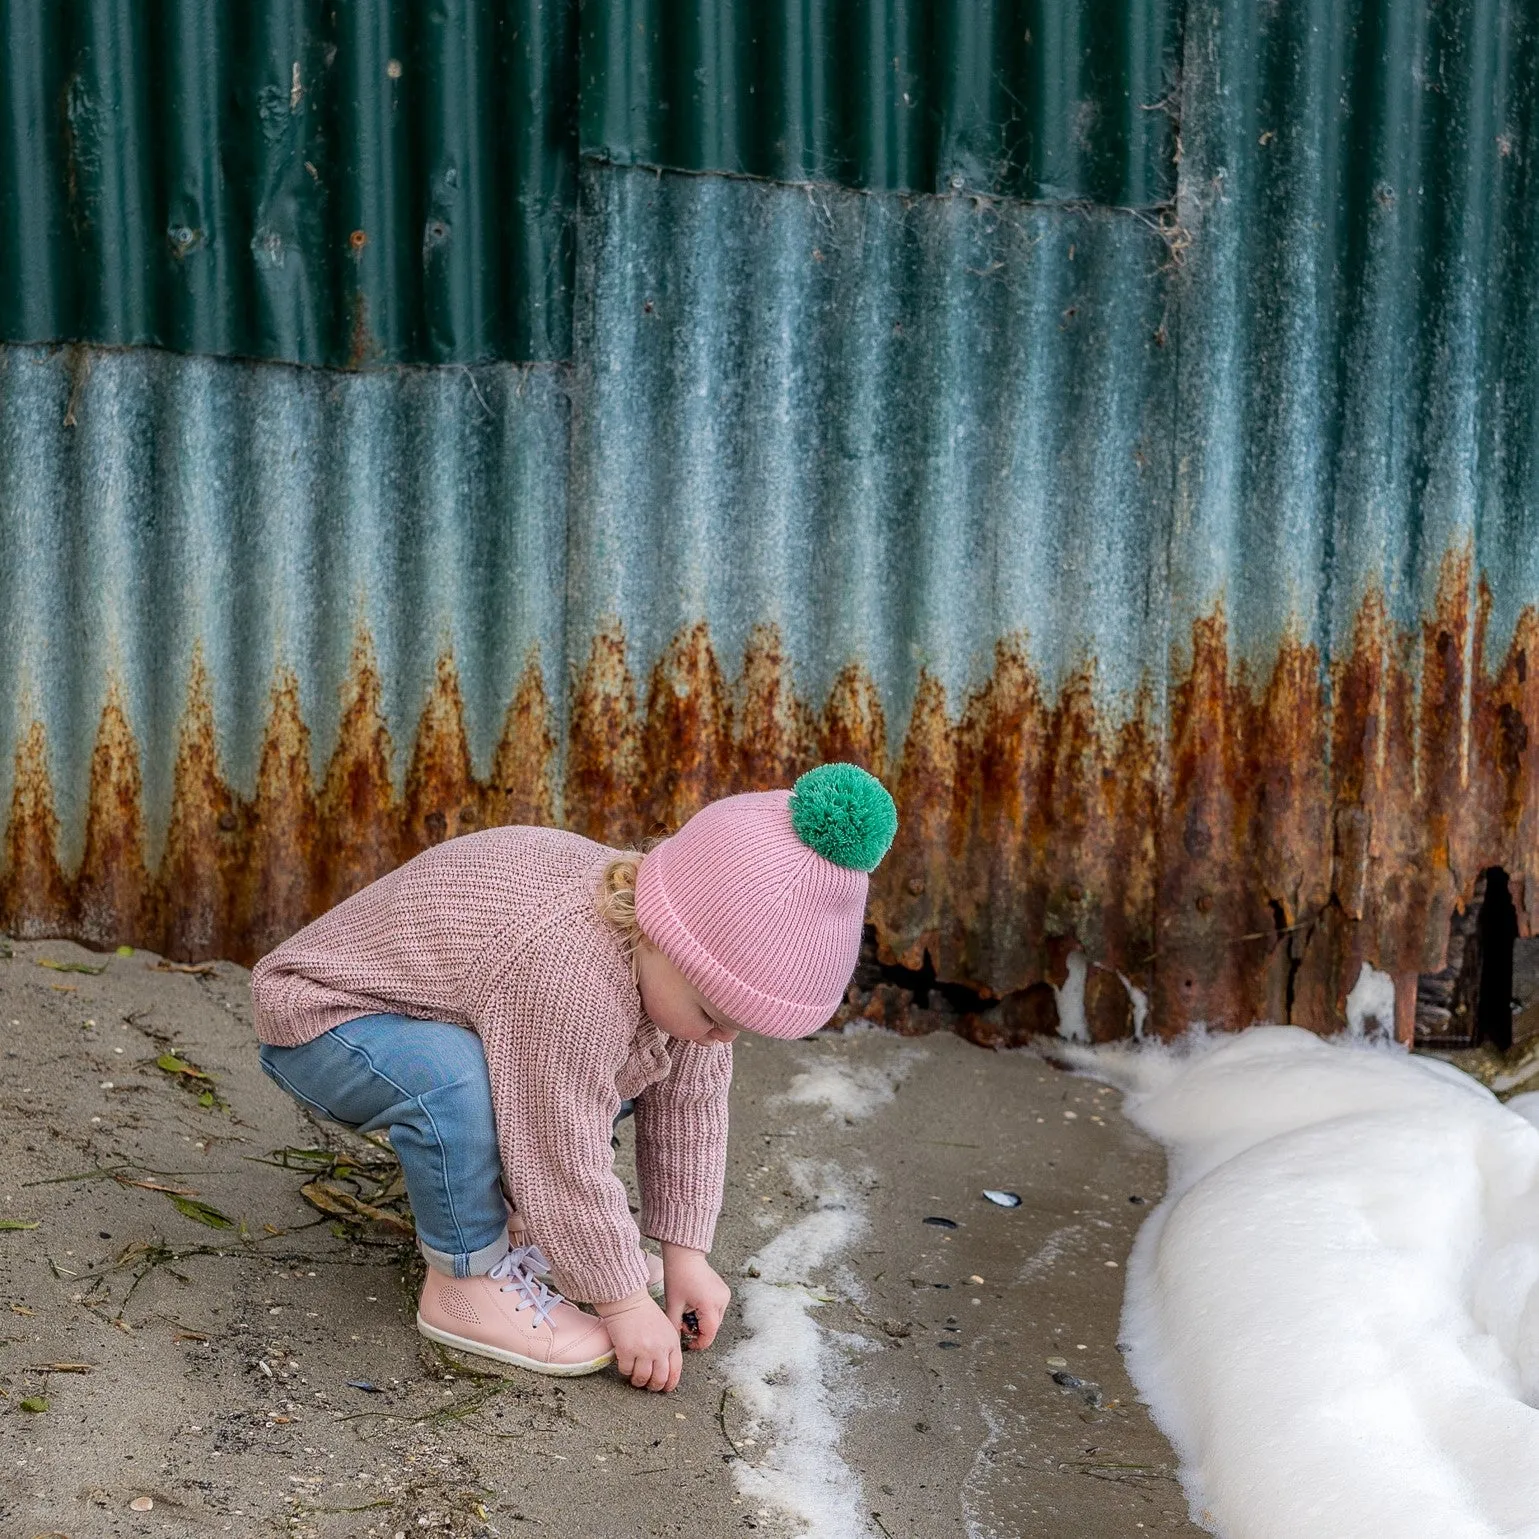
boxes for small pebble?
[1046,1356,1068,1367]
[130,1495,154,1512]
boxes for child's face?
[635,941,741,1046]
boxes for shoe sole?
[416,1316,615,1377]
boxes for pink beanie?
[634,764,899,1039]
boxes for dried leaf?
[0,1219,39,1231]
[167,1194,234,1230]
[26,1361,92,1373]
[300,1180,415,1236]
[154,960,215,977]
[297,1180,354,1220]
[10,1303,35,1316]
[38,957,106,975]
[120,1177,198,1196]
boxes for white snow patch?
[779,1046,925,1122]
[1344,960,1398,1040]
[1053,950,1090,1042]
[1075,1025,1539,1539]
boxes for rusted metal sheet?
[3,0,1538,1050]
[5,568,1539,1047]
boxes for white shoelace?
[488,1243,561,1328]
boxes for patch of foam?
[1014,1222,1090,1284]
[1118,971,1150,1040]
[726,1051,915,1537]
[779,1046,925,1122]
[723,1160,868,1539]
[1084,1025,1539,1539]
[1344,960,1397,1040]
[1053,950,1089,1043]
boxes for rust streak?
[160,649,237,960]
[641,622,734,836]
[316,631,397,911]
[236,669,318,962]
[73,682,153,949]
[484,651,557,830]
[565,618,643,848]
[0,719,70,937]
[401,653,477,859]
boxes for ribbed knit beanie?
[634,763,899,1039]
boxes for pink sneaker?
[417,1245,615,1377]
[506,1199,664,1300]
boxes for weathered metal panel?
[579,0,1181,205]
[1153,0,1539,1034]
[0,344,569,958]
[0,0,578,365]
[2,0,1538,1050]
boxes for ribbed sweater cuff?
[556,1247,652,1308]
[639,1197,719,1254]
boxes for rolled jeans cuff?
[419,1230,510,1279]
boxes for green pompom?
[788,763,898,871]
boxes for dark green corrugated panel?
[579,0,1180,206]
[0,0,578,366]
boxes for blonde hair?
[595,851,646,977]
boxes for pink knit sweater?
[250,826,732,1304]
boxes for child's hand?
[593,1290,682,1391]
[660,1243,732,1350]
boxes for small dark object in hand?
[922,1216,958,1229]
[681,1309,700,1346]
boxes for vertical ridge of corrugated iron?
[0,0,578,365]
[3,0,1539,1045]
[579,0,1180,205]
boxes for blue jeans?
[258,1014,509,1278]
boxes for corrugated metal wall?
[0,0,578,363]
[1,0,1536,1041]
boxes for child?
[251,762,897,1392]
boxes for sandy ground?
[0,938,1204,1539]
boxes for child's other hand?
[594,1290,682,1391]
[660,1243,732,1350]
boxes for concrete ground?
[0,938,1203,1539]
